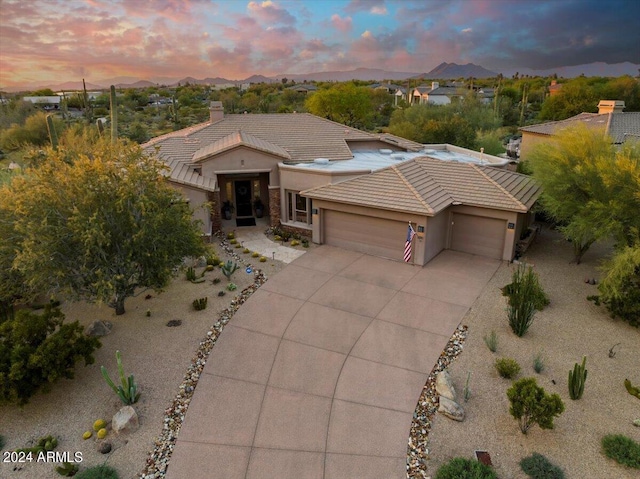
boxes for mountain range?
[5,62,638,92]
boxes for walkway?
[165,246,499,479]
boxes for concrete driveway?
[166,246,499,479]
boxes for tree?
[305,83,373,128]
[528,125,640,263]
[507,378,565,434]
[0,111,64,151]
[0,138,206,315]
[0,304,101,405]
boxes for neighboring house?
[548,80,562,96]
[411,82,464,105]
[369,83,407,105]
[143,102,539,264]
[286,84,317,94]
[476,87,495,105]
[519,100,640,159]
[22,96,61,109]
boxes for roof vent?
[379,149,393,154]
[313,158,330,165]
[390,153,405,161]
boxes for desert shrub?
[502,264,549,311]
[533,352,545,373]
[227,283,237,291]
[495,357,521,379]
[507,378,564,434]
[483,330,498,352]
[434,457,497,479]
[0,305,101,405]
[503,264,548,336]
[75,464,120,479]
[601,434,640,469]
[192,297,208,311]
[520,452,565,479]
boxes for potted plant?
[221,200,234,220]
[253,196,264,218]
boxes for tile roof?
[520,112,640,144]
[192,130,291,162]
[162,159,217,192]
[303,157,541,215]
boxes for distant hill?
[417,62,498,79]
[500,62,640,78]
[275,67,420,82]
[49,80,105,91]
[115,80,156,89]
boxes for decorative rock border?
[407,324,468,479]
[138,232,266,479]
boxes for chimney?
[209,101,224,122]
[431,81,439,90]
[597,100,625,114]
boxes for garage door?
[324,210,407,261]
[450,213,505,259]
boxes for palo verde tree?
[527,124,640,263]
[0,137,205,315]
[305,82,373,129]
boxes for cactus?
[93,419,106,431]
[185,266,197,281]
[251,252,260,258]
[221,260,239,280]
[227,282,237,291]
[110,85,117,144]
[82,430,92,440]
[96,118,105,136]
[55,461,79,476]
[101,350,140,405]
[17,435,58,454]
[568,356,588,400]
[625,379,640,400]
[97,428,108,439]
[46,114,58,149]
[192,297,208,311]
[259,256,267,262]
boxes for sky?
[1,0,639,88]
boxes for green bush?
[75,464,120,479]
[503,264,548,336]
[0,305,101,405]
[507,378,564,434]
[533,352,545,373]
[520,453,565,479]
[601,434,640,469]
[434,457,497,479]
[495,357,521,379]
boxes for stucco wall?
[199,146,281,186]
[423,209,449,262]
[169,182,212,235]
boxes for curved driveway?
[166,246,499,479]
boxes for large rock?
[85,320,112,337]
[438,396,465,422]
[112,406,139,434]
[435,370,457,401]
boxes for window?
[285,191,312,226]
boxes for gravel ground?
[424,227,640,479]
[0,238,285,479]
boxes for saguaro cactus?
[568,356,588,400]
[46,114,58,149]
[110,85,118,144]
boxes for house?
[411,82,464,105]
[548,80,562,97]
[22,96,61,109]
[143,102,539,264]
[519,100,640,159]
[369,83,408,105]
[286,84,317,94]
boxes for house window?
[285,191,312,226]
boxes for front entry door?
[234,180,252,217]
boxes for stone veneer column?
[209,190,222,232]
[268,188,281,227]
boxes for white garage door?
[451,213,506,259]
[324,210,408,261]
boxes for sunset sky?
[1,0,639,88]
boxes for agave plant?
[101,350,140,405]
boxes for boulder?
[97,441,112,454]
[435,370,457,401]
[112,406,139,434]
[85,320,112,337]
[438,396,465,422]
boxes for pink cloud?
[331,14,352,33]
[247,1,296,25]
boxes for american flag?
[403,224,415,262]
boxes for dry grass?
[426,227,640,478]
